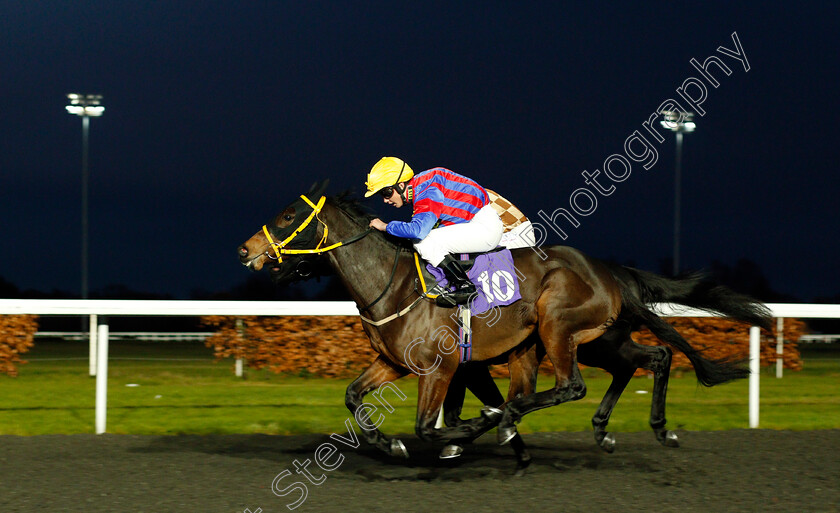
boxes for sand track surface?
[1,430,838,513]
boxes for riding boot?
[435,255,476,307]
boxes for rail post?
[235,318,246,378]
[95,318,109,434]
[749,325,760,428]
[776,317,784,378]
[88,314,98,377]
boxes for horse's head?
[237,179,330,283]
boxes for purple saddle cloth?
[426,248,521,315]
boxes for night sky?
[2,2,839,301]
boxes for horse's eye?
[284,214,293,221]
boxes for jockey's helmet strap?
[395,183,406,204]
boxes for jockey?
[366,156,504,307]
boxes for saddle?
[424,247,521,310]
[448,246,506,274]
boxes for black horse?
[237,182,771,470]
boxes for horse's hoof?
[660,430,679,448]
[513,454,532,477]
[390,439,409,458]
[497,425,518,445]
[481,406,504,423]
[439,444,464,459]
[598,433,616,453]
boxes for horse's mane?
[327,191,413,250]
[329,191,375,224]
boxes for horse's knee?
[652,346,672,372]
[660,346,672,364]
[572,381,587,401]
[554,380,586,402]
[345,386,362,410]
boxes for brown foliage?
[202,315,807,380]
[201,316,377,378]
[0,315,38,377]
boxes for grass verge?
[1,342,838,435]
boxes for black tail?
[620,267,772,330]
[610,266,771,387]
[633,305,750,386]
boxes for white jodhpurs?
[413,205,504,266]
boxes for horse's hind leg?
[497,338,588,445]
[497,269,613,445]
[497,321,595,445]
[345,356,410,458]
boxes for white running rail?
[1,299,838,434]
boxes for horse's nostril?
[238,246,248,258]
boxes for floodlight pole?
[660,111,695,276]
[673,130,683,276]
[66,94,104,300]
[81,114,90,299]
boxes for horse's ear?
[308,179,330,198]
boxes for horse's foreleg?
[416,370,500,443]
[345,356,409,458]
[608,338,679,447]
[589,367,633,453]
[439,363,532,469]
[633,343,679,447]
[506,342,542,403]
[578,332,635,453]
[442,366,468,428]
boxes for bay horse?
[237,181,771,467]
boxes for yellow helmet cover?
[365,157,415,197]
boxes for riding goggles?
[378,186,395,199]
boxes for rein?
[358,245,403,312]
[357,251,440,327]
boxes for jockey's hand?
[369,218,388,232]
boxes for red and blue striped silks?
[386,168,490,240]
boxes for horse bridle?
[261,194,371,263]
[260,193,413,319]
